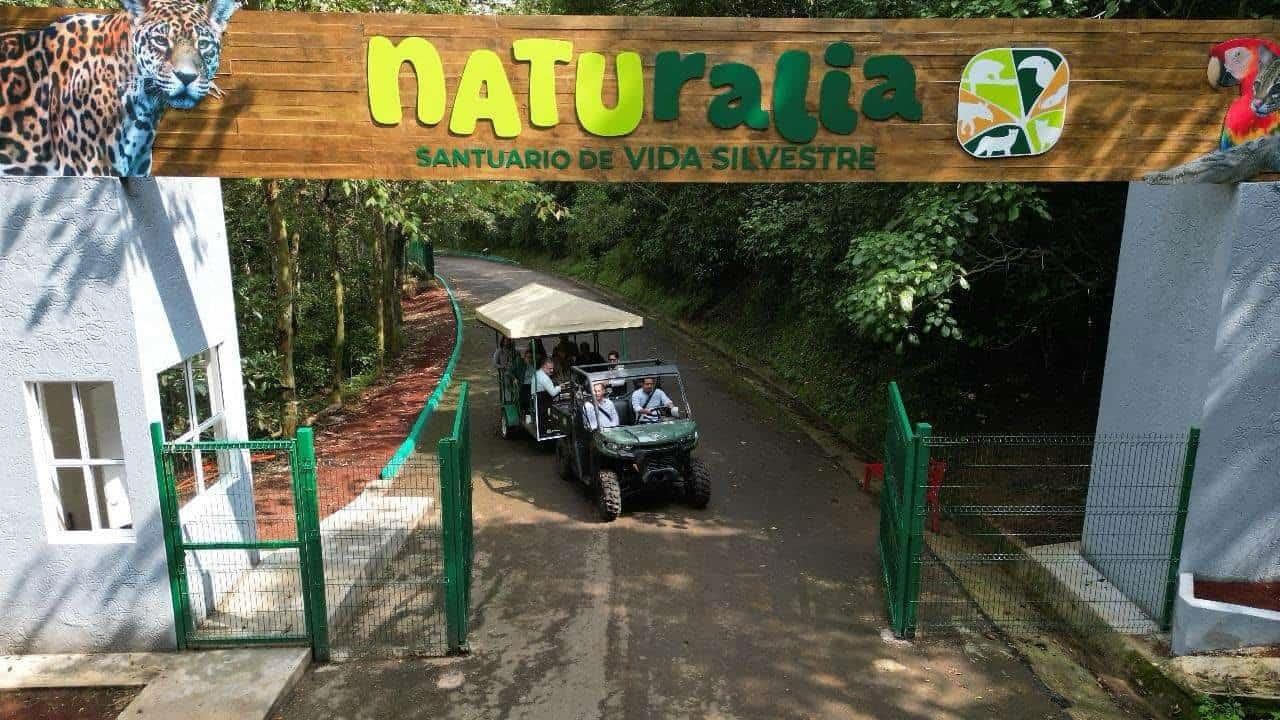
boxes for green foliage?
[0,0,1262,443]
[221,177,553,435]
[1196,695,1280,720]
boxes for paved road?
[278,257,1066,720]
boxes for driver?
[583,382,620,430]
[631,377,674,424]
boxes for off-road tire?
[597,469,622,522]
[555,439,574,481]
[687,459,711,509]
[497,407,512,440]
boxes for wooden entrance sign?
[1,8,1276,181]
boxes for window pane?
[92,466,132,529]
[198,418,227,443]
[158,363,190,440]
[42,384,81,459]
[191,351,214,425]
[200,420,228,486]
[80,383,123,460]
[172,452,199,507]
[55,467,92,531]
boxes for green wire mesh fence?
[315,459,447,658]
[915,432,1196,637]
[154,429,326,656]
[152,382,473,660]
[878,385,1197,640]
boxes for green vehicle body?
[558,361,711,521]
[595,420,698,457]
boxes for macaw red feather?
[1213,38,1280,148]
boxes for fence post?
[456,384,473,648]
[439,434,465,653]
[901,422,931,638]
[891,420,915,638]
[150,422,189,650]
[1161,426,1199,631]
[295,428,330,661]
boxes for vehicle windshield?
[581,371,692,427]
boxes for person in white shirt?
[583,382,620,430]
[631,377,673,424]
[533,357,563,433]
[534,357,562,398]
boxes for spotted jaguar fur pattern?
[0,0,238,176]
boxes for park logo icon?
[958,48,1069,158]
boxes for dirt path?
[0,687,139,720]
[276,258,1069,720]
[250,284,455,537]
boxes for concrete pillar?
[1087,181,1280,651]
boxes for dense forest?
[437,0,1274,447]
[1,0,1271,443]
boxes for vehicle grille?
[640,449,679,471]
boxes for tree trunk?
[321,182,345,406]
[387,226,406,355]
[371,217,387,377]
[266,179,298,437]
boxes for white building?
[0,177,251,653]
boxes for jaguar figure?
[0,0,238,176]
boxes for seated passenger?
[520,349,535,382]
[492,337,515,371]
[553,335,577,373]
[631,377,674,424]
[579,342,605,366]
[583,382,620,430]
[534,357,562,398]
[606,350,626,390]
[534,357,563,431]
[518,349,534,411]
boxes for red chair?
[863,460,947,532]
[862,462,884,492]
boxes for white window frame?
[27,382,134,544]
[161,346,228,497]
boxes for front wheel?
[597,469,622,522]
[686,459,711,509]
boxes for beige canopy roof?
[476,283,644,339]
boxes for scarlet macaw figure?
[1208,37,1280,149]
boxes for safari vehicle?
[476,283,643,444]
[556,360,711,521]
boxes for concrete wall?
[118,179,259,625]
[1086,182,1280,647]
[1172,573,1280,654]
[0,177,247,653]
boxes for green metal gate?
[149,424,330,660]
[439,382,474,654]
[150,382,472,659]
[877,382,931,638]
